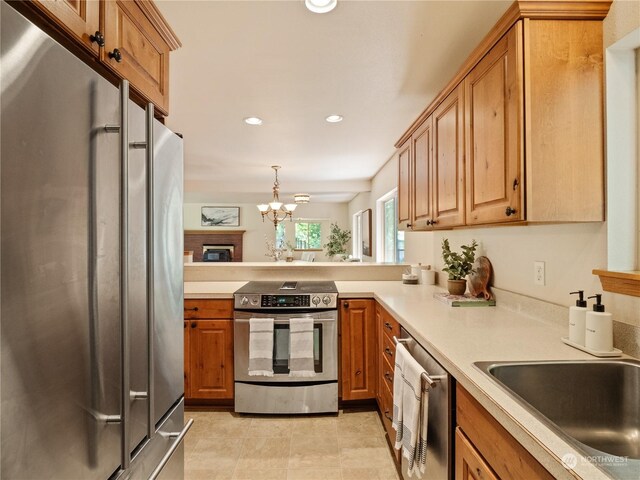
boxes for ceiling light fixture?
[305,0,337,14]
[294,193,311,204]
[257,166,298,229]
[325,114,343,123]
[244,116,263,126]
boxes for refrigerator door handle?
[148,419,194,480]
[145,102,156,439]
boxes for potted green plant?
[441,238,478,295]
[324,223,352,260]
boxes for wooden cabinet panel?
[379,307,400,339]
[104,0,171,114]
[524,19,604,222]
[189,319,234,399]
[381,332,396,368]
[398,140,412,230]
[455,427,499,480]
[31,0,101,55]
[184,320,190,398]
[433,84,465,228]
[457,384,554,480]
[184,299,234,319]
[411,117,434,229]
[340,299,377,400]
[465,23,523,225]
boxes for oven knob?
[240,296,249,306]
[250,296,259,306]
[311,295,321,305]
[322,296,331,305]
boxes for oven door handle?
[233,317,336,324]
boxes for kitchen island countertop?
[185,280,626,480]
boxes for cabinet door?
[411,116,434,229]
[184,320,190,399]
[465,23,523,225]
[103,0,171,114]
[189,319,234,399]
[31,0,101,55]
[455,427,499,480]
[433,84,465,228]
[375,304,383,409]
[340,299,376,400]
[397,140,412,230]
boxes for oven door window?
[273,323,323,374]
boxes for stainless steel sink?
[475,360,640,479]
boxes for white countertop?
[184,280,625,480]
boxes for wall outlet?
[534,261,545,286]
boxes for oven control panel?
[234,293,338,309]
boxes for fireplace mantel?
[184,230,245,262]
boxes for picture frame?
[362,208,372,257]
[201,206,240,227]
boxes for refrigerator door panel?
[1,3,122,479]
[127,100,150,454]
[153,121,184,423]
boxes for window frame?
[293,221,323,251]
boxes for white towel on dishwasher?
[248,318,274,376]
[288,317,316,377]
[392,343,428,477]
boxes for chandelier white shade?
[257,166,298,228]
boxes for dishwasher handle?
[393,336,446,389]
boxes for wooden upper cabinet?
[103,0,172,114]
[340,299,377,401]
[30,0,101,55]
[397,140,412,230]
[411,116,434,230]
[465,23,523,226]
[433,84,465,228]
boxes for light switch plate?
[534,261,545,286]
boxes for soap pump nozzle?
[587,294,605,312]
[569,290,587,307]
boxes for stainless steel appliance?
[203,248,232,262]
[1,3,190,478]
[233,281,338,414]
[396,327,452,480]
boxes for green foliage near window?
[324,223,352,258]
[295,222,322,249]
[441,238,477,280]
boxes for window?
[352,212,363,259]
[295,222,322,250]
[376,189,404,263]
[275,223,286,248]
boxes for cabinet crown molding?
[134,0,182,50]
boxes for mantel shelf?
[593,269,640,297]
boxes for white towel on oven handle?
[248,317,274,377]
[288,317,316,377]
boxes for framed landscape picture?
[201,206,240,227]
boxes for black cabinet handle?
[505,206,517,217]
[384,347,393,357]
[384,410,393,421]
[89,31,105,47]
[385,372,392,382]
[108,48,123,63]
[190,321,196,328]
[431,220,437,225]
[343,302,349,309]
[384,322,393,331]
[184,307,199,312]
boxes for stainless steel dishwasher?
[397,327,453,480]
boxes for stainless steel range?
[233,281,338,414]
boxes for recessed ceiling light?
[305,0,337,14]
[244,117,263,126]
[325,114,343,123]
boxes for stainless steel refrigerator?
[1,2,190,479]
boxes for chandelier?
[257,166,300,229]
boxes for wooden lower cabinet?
[184,299,235,401]
[456,384,554,480]
[455,427,498,480]
[340,299,377,400]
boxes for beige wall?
[185,202,349,262]
[347,0,640,332]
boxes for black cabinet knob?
[190,321,196,328]
[108,48,123,63]
[89,31,105,47]
[505,206,517,217]
[343,302,349,308]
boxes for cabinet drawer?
[381,332,396,367]
[381,352,395,392]
[184,299,233,319]
[380,308,400,339]
[380,380,395,439]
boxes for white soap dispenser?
[585,294,613,353]
[568,290,587,346]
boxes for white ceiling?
[157,0,512,204]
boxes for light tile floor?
[183,409,401,480]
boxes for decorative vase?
[447,279,467,296]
